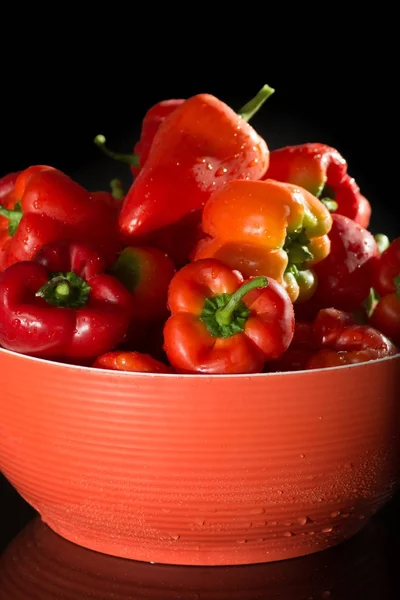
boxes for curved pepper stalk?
[163,259,294,374]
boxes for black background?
[1,56,396,238]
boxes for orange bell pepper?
[192,179,332,303]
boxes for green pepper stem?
[238,85,275,122]
[55,281,70,299]
[215,276,268,326]
[0,204,23,236]
[363,287,380,318]
[110,178,125,200]
[94,135,140,168]
[36,272,91,308]
[320,198,338,212]
[375,233,390,254]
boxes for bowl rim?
[0,346,399,379]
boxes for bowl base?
[42,517,367,566]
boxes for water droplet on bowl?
[322,527,333,534]
[249,507,265,515]
[330,510,340,518]
[283,531,293,537]
[299,453,305,459]
[297,516,310,525]
[170,534,180,541]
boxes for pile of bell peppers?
[0,84,398,374]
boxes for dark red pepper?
[268,308,397,371]
[367,236,400,345]
[111,245,176,330]
[0,240,133,360]
[295,213,378,319]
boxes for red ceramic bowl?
[0,347,399,566]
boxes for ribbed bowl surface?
[1,348,399,565]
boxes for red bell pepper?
[95,99,185,177]
[372,236,400,297]
[193,179,332,303]
[269,308,397,371]
[90,179,125,213]
[0,166,121,271]
[367,237,400,345]
[0,171,20,204]
[0,171,20,270]
[265,143,371,228]
[369,292,400,346]
[163,258,295,374]
[307,323,398,369]
[93,351,172,373]
[0,240,133,360]
[132,99,185,175]
[118,85,274,240]
[295,213,378,319]
[111,245,176,325]
[133,209,204,268]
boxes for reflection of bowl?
[0,348,399,566]
[0,516,397,600]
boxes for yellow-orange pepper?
[192,179,332,302]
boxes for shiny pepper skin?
[119,92,270,239]
[268,308,397,371]
[163,258,295,374]
[0,166,122,271]
[93,351,172,373]
[295,214,378,320]
[265,142,371,228]
[0,240,133,360]
[368,237,400,345]
[193,179,332,303]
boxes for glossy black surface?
[1,474,400,599]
